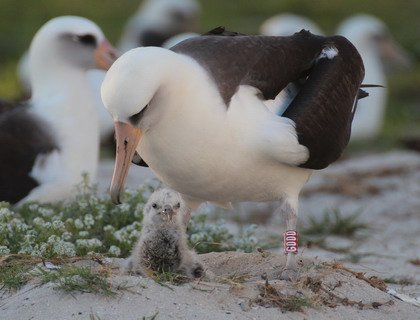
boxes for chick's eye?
[175,202,181,209]
[76,34,97,46]
[152,203,158,209]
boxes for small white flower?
[78,231,89,238]
[78,201,88,210]
[61,232,72,241]
[47,235,60,244]
[190,233,202,243]
[18,240,35,254]
[0,207,13,221]
[119,203,130,213]
[52,220,65,230]
[39,207,54,217]
[43,222,52,229]
[108,245,121,257]
[10,218,29,232]
[28,204,39,211]
[0,246,10,255]
[76,238,102,249]
[134,203,144,218]
[56,241,76,256]
[46,235,76,256]
[74,219,84,229]
[33,217,45,226]
[103,225,115,232]
[113,222,141,244]
[37,243,48,256]
[83,214,95,227]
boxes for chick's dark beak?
[162,205,175,221]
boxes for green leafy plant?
[302,208,368,238]
[0,180,260,261]
[0,262,30,291]
[34,265,120,296]
[150,270,190,287]
[187,214,258,254]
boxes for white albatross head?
[101,46,177,203]
[29,16,119,97]
[101,47,172,121]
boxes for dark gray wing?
[283,36,365,169]
[172,30,365,170]
[0,98,17,114]
[0,105,58,204]
[171,29,326,105]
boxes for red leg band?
[284,230,298,254]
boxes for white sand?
[1,150,419,319]
[1,252,418,320]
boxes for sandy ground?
[0,252,418,320]
[1,150,419,319]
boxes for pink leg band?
[284,230,298,254]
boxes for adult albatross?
[101,29,365,279]
[0,16,117,205]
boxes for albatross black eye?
[152,203,158,209]
[129,107,147,125]
[76,34,97,47]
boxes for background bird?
[337,14,411,141]
[118,0,200,52]
[0,16,117,205]
[260,13,324,36]
[101,29,365,279]
[16,0,201,145]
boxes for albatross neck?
[30,63,92,101]
[29,61,100,183]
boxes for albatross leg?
[278,198,300,280]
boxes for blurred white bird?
[260,13,324,36]
[17,0,201,144]
[337,14,411,141]
[0,16,117,205]
[118,0,200,52]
